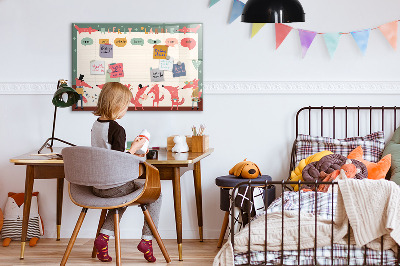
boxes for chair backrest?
[62,146,145,187]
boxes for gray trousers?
[92,180,162,240]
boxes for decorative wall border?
[1,81,400,95]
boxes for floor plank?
[0,239,221,265]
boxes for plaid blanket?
[234,191,397,265]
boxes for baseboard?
[1,81,400,95]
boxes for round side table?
[215,175,275,248]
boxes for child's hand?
[129,137,147,155]
[134,149,149,157]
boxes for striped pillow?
[294,131,385,166]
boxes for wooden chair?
[60,146,171,265]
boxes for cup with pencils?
[191,124,209,152]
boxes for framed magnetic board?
[72,23,203,111]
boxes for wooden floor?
[0,239,221,265]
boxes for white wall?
[1,0,400,239]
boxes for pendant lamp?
[242,0,305,23]
[38,79,80,154]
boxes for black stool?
[215,175,275,248]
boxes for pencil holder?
[191,135,209,153]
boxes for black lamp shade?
[242,0,305,23]
[52,84,80,108]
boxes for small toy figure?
[172,135,189,153]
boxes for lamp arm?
[50,105,57,148]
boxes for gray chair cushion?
[69,180,145,208]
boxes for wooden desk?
[10,147,213,261]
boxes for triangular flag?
[298,29,317,58]
[378,21,397,50]
[229,0,245,24]
[351,29,370,55]
[251,23,266,38]
[209,0,220,7]
[323,33,341,58]
[275,23,293,49]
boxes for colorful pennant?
[351,29,370,55]
[251,23,266,38]
[323,33,341,58]
[275,24,293,49]
[298,30,317,58]
[378,21,398,50]
[209,0,221,8]
[229,0,245,24]
[207,3,400,57]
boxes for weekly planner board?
[72,23,203,111]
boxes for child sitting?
[91,82,161,263]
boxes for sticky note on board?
[166,38,178,47]
[181,38,196,50]
[148,39,161,45]
[100,44,113,58]
[106,72,120,82]
[159,57,174,71]
[81,37,93,46]
[114,37,127,47]
[90,60,105,75]
[99,39,109,44]
[131,38,144,46]
[173,63,187,78]
[150,68,165,82]
[109,63,124,78]
[153,45,168,59]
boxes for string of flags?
[209,0,399,58]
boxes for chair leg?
[60,208,88,266]
[114,209,121,266]
[141,205,171,263]
[217,211,230,248]
[92,209,108,258]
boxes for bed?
[214,106,400,266]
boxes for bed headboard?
[290,106,400,179]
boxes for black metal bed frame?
[230,106,400,266]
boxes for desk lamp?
[242,0,305,23]
[38,79,80,154]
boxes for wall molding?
[1,81,400,95]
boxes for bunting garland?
[275,23,292,49]
[378,21,397,50]
[323,33,341,58]
[251,23,266,38]
[229,0,245,24]
[209,0,221,8]
[298,30,317,58]
[208,2,399,59]
[351,29,370,55]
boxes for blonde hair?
[93,82,132,120]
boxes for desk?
[10,147,213,261]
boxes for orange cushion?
[347,146,391,180]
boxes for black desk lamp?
[242,0,305,23]
[38,79,80,154]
